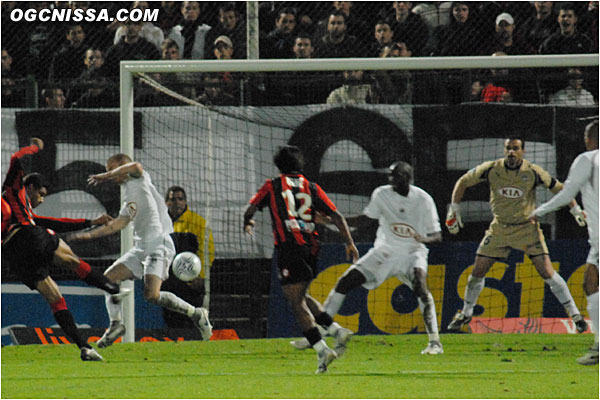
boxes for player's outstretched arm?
[243,204,258,236]
[67,215,130,241]
[329,210,359,262]
[88,162,143,186]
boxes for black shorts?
[275,242,318,285]
[3,225,59,289]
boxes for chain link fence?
[1,1,598,108]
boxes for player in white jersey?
[530,120,599,365]
[68,154,212,345]
[293,162,443,354]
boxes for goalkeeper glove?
[569,204,587,227]
[445,203,463,235]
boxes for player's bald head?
[584,120,598,150]
[106,153,132,170]
[388,161,412,196]
[389,161,412,179]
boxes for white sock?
[312,339,328,352]
[105,292,122,323]
[156,291,195,317]
[418,292,440,342]
[463,275,485,317]
[324,290,346,317]
[545,272,579,317]
[588,292,599,346]
[327,322,342,336]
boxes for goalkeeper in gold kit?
[445,138,588,333]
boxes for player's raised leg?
[144,273,213,340]
[448,255,493,331]
[53,239,122,295]
[531,254,588,333]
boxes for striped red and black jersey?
[249,173,337,247]
[1,144,91,237]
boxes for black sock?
[315,312,334,328]
[54,309,89,349]
[303,326,322,347]
[83,270,119,295]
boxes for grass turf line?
[2,333,598,398]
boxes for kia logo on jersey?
[390,223,415,238]
[498,186,524,198]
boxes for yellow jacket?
[173,208,215,278]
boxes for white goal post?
[118,54,598,343]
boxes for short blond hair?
[107,153,132,167]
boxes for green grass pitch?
[2,333,598,398]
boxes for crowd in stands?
[1,1,598,108]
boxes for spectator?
[262,8,299,59]
[549,68,596,106]
[326,70,374,104]
[70,48,105,106]
[104,19,160,77]
[162,186,215,328]
[41,87,66,109]
[49,24,88,82]
[579,1,599,52]
[1,48,23,107]
[213,35,234,60]
[368,20,395,57]
[493,13,536,55]
[331,1,369,45]
[205,2,247,59]
[540,3,593,54]
[372,42,413,104]
[113,2,164,51]
[391,1,429,56]
[157,1,182,33]
[71,2,113,51]
[197,74,237,106]
[425,2,484,56]
[72,72,119,108]
[293,33,314,59]
[314,10,359,58]
[519,1,559,50]
[21,2,61,80]
[167,1,212,59]
[480,52,512,103]
[82,48,104,75]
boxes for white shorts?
[587,243,599,267]
[349,245,429,290]
[112,234,176,281]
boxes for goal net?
[115,55,598,338]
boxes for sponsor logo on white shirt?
[390,223,415,238]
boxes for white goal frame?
[119,54,598,343]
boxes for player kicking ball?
[292,162,444,355]
[68,154,212,345]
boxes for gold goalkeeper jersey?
[461,158,563,225]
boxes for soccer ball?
[171,252,202,282]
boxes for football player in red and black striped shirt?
[2,138,123,361]
[244,145,359,373]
